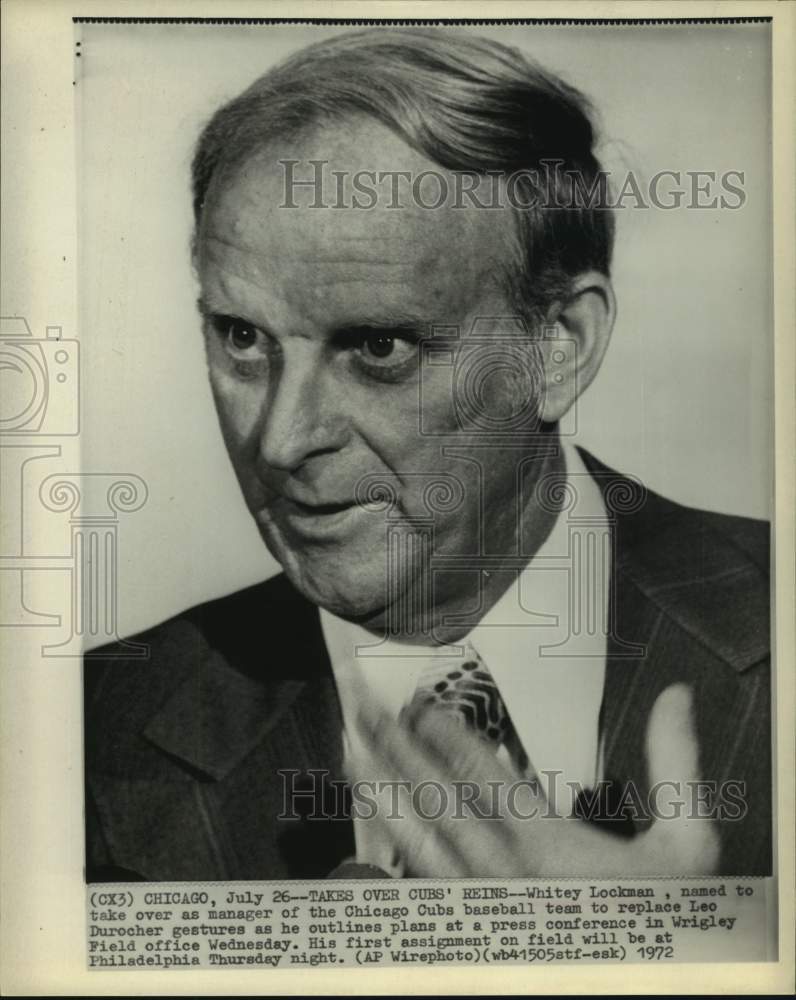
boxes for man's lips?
[256,489,388,540]
[285,496,356,516]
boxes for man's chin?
[294,579,390,629]
[256,523,414,627]
[271,547,443,640]
[274,551,389,623]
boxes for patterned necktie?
[389,644,527,876]
[402,642,512,749]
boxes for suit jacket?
[84,450,772,881]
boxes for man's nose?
[258,349,348,473]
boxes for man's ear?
[537,271,616,425]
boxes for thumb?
[646,683,700,795]
[645,683,720,874]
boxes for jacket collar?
[577,446,769,673]
[143,649,307,781]
[142,573,334,781]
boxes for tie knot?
[403,643,511,747]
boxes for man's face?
[196,119,546,627]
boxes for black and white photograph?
[1,3,794,993]
[81,16,774,883]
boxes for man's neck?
[356,440,569,646]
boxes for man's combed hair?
[192,28,614,320]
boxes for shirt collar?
[469,443,608,788]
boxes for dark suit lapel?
[579,447,770,840]
[599,570,666,832]
[91,576,353,881]
[572,453,665,831]
[142,572,340,785]
[143,649,307,781]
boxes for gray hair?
[191,28,614,321]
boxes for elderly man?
[84,28,771,881]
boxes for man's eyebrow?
[195,299,430,337]
[332,315,428,336]
[196,296,217,316]
[196,295,244,319]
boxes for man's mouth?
[286,497,356,516]
[256,490,385,541]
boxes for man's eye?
[211,316,266,356]
[355,331,418,376]
[229,323,258,351]
[226,320,260,352]
[362,333,397,360]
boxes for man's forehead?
[199,117,518,282]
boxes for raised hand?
[347,683,720,877]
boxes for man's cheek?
[210,377,266,447]
[416,381,460,436]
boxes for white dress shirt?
[319,443,610,870]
